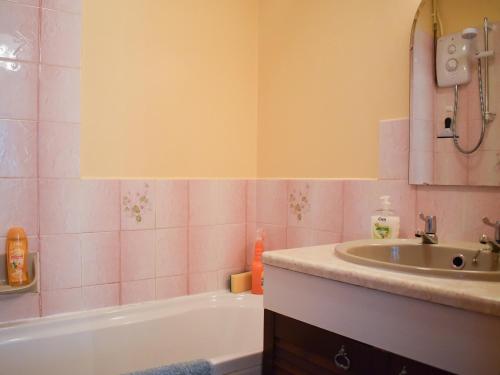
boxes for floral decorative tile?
[288,183,310,223]
[121,180,155,230]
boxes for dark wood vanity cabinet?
[263,310,453,375]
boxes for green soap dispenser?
[371,195,400,239]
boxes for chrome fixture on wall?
[409,0,500,187]
[449,18,496,154]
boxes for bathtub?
[0,291,263,375]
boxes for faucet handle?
[482,217,499,227]
[418,212,437,234]
[479,234,489,244]
[482,217,500,243]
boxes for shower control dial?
[436,32,473,87]
[446,58,458,72]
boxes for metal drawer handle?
[399,365,408,375]
[334,345,351,371]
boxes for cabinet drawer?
[274,313,387,374]
[389,353,452,375]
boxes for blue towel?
[126,359,213,375]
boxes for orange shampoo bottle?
[6,227,30,286]
[251,229,264,295]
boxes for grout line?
[118,180,122,306]
[3,0,40,10]
[36,0,42,318]
[340,180,345,242]
[285,180,289,248]
[186,180,191,295]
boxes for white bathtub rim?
[0,290,262,343]
[211,350,263,374]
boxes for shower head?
[462,27,478,39]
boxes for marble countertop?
[262,244,500,317]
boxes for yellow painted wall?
[438,0,500,34]
[82,0,422,178]
[81,0,258,178]
[257,0,421,178]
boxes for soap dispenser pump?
[371,195,400,239]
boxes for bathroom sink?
[335,239,500,281]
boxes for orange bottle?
[251,229,264,295]
[6,227,30,286]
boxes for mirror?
[409,0,500,186]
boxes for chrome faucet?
[480,217,500,253]
[415,213,438,244]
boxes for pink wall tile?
[342,232,365,242]
[416,186,467,241]
[156,180,188,228]
[434,152,468,186]
[379,119,409,180]
[39,178,80,234]
[256,223,286,251]
[256,180,288,225]
[188,272,218,294]
[121,279,155,305]
[81,232,120,286]
[411,84,434,122]
[0,61,38,120]
[39,65,80,123]
[156,275,187,300]
[189,180,218,226]
[0,294,40,323]
[216,223,246,269]
[40,234,81,290]
[410,119,434,152]
[463,188,500,242]
[409,150,433,185]
[217,180,246,224]
[310,230,341,246]
[188,226,219,273]
[286,227,342,249]
[38,123,80,178]
[467,70,482,121]
[287,181,311,228]
[246,180,256,222]
[41,287,82,316]
[0,1,39,62]
[468,151,500,186]
[189,224,245,273]
[189,180,246,226]
[8,1,40,6]
[217,267,245,290]
[343,180,416,240]
[121,180,156,230]
[156,228,188,277]
[246,222,256,266]
[41,8,81,67]
[287,228,341,248]
[42,0,81,14]
[0,120,37,177]
[480,116,500,150]
[309,180,343,233]
[412,29,434,82]
[120,230,155,282]
[83,283,120,310]
[286,227,311,249]
[0,178,38,236]
[80,180,120,232]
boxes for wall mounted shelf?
[0,253,39,294]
